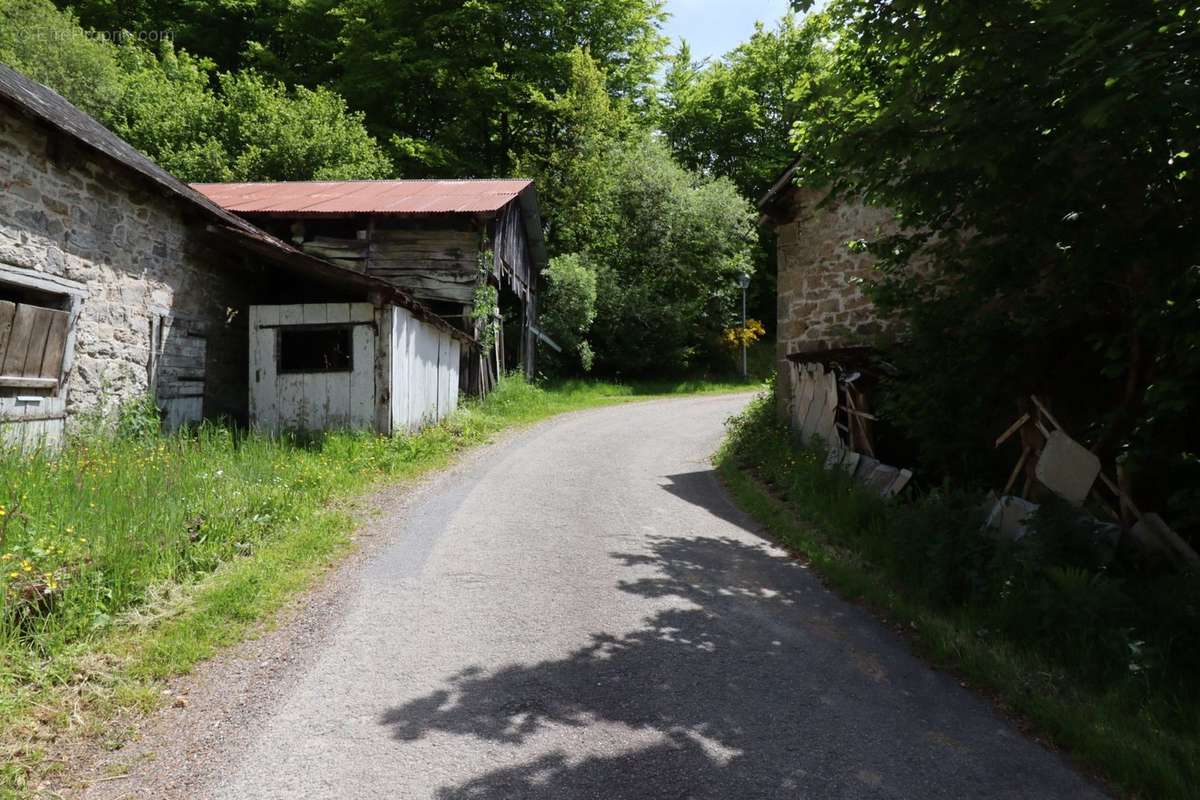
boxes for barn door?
[151,314,207,431]
[0,299,72,448]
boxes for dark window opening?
[0,282,70,310]
[277,326,353,373]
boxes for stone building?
[0,64,469,444]
[758,164,898,415]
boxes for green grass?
[717,388,1200,799]
[0,375,754,797]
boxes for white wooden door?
[249,303,377,433]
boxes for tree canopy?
[1,0,391,181]
[59,0,670,177]
[660,13,826,200]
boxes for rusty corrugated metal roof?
[191,180,534,216]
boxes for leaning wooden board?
[0,302,70,381]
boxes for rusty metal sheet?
[192,180,532,216]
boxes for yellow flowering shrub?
[720,318,766,351]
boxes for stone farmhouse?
[757,163,898,416]
[0,64,477,444]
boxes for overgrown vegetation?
[0,377,747,794]
[720,387,1200,798]
[788,0,1200,537]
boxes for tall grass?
[718,386,1200,799]
[0,375,750,794]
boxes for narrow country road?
[103,394,1105,799]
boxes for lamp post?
[735,272,751,380]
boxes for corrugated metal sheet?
[192,180,534,216]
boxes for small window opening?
[277,326,353,373]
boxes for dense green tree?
[792,0,1200,526]
[513,47,634,256]
[214,71,392,180]
[1,0,391,181]
[660,13,825,200]
[588,137,757,375]
[0,0,125,118]
[59,0,670,177]
[657,14,827,336]
[539,253,599,374]
[331,0,667,176]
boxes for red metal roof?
[191,179,532,216]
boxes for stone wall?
[0,105,258,433]
[773,187,898,413]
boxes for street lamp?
[735,272,751,380]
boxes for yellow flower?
[22,564,33,572]
[0,553,11,561]
[7,571,17,579]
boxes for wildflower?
[0,504,5,516]
[7,571,16,579]
[0,553,11,561]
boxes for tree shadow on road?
[658,468,754,529]
[378,533,1104,799]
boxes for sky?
[660,0,794,63]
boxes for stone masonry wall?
[0,106,256,427]
[774,187,898,414]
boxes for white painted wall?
[250,302,460,435]
[390,305,460,433]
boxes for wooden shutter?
[0,301,70,387]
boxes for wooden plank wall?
[1,298,72,448]
[248,302,377,433]
[365,225,481,305]
[0,299,70,387]
[493,201,533,298]
[390,304,461,433]
[152,314,208,431]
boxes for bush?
[539,253,598,374]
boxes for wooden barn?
[192,180,549,392]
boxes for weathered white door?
[249,303,376,433]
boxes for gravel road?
[80,393,1105,799]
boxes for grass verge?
[0,376,755,797]
[716,388,1200,800]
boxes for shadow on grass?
[377,492,1104,799]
